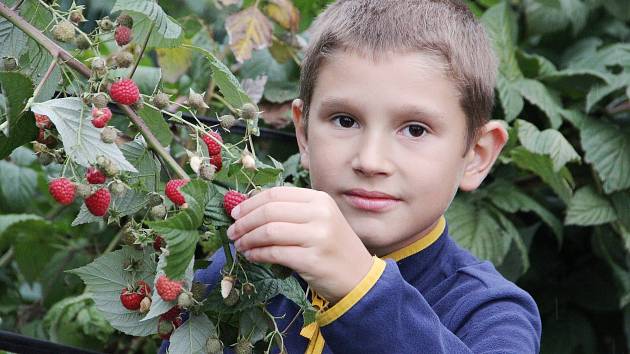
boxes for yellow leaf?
[265,0,300,32]
[156,44,193,83]
[225,6,273,63]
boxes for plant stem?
[30,56,58,103]
[0,2,188,180]
[0,247,14,267]
[130,22,154,80]
[10,0,24,11]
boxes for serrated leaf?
[0,17,28,59]
[30,98,137,172]
[137,106,173,147]
[169,314,216,354]
[611,191,630,231]
[565,186,617,226]
[71,203,103,227]
[0,213,42,237]
[278,276,316,326]
[187,45,252,109]
[516,119,580,171]
[481,2,521,80]
[265,0,300,32]
[239,307,269,344]
[513,78,563,128]
[447,197,513,266]
[147,180,210,280]
[0,72,37,159]
[496,74,524,121]
[44,293,114,343]
[121,140,161,193]
[68,247,158,336]
[225,6,273,63]
[112,0,183,48]
[510,147,574,203]
[517,50,558,78]
[14,220,58,282]
[580,118,630,193]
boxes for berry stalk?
[0,2,189,180]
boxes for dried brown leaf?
[265,0,300,32]
[225,6,273,63]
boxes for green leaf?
[14,220,59,282]
[611,191,630,231]
[278,276,317,326]
[513,78,564,128]
[0,160,37,212]
[496,74,524,121]
[68,247,158,336]
[142,253,194,321]
[137,106,173,147]
[585,73,630,112]
[109,66,162,95]
[446,196,513,266]
[264,80,299,103]
[111,0,183,48]
[565,186,617,226]
[147,180,210,280]
[72,204,103,227]
[169,314,216,353]
[603,0,630,22]
[481,1,521,80]
[0,213,42,237]
[524,0,589,36]
[186,45,252,109]
[580,118,630,194]
[204,183,232,228]
[30,98,137,172]
[0,72,37,159]
[239,307,270,344]
[0,16,27,60]
[517,50,558,78]
[44,294,114,344]
[121,140,161,193]
[487,180,563,244]
[516,119,580,171]
[510,147,574,203]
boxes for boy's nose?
[350,132,394,177]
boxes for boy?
[163,0,541,352]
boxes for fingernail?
[243,250,250,259]
[234,240,241,250]
[227,225,235,239]
[231,206,240,219]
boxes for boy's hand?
[226,186,374,304]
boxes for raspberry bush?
[1,0,630,353]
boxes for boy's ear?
[459,121,508,191]
[291,99,310,170]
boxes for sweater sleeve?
[317,258,541,354]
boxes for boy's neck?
[374,216,446,260]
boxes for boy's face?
[292,50,482,256]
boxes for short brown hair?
[299,0,497,149]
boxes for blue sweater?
[160,216,541,353]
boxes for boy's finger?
[232,186,315,219]
[243,245,307,271]
[227,201,310,240]
[234,221,306,252]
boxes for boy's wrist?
[325,253,375,305]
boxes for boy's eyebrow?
[317,97,444,123]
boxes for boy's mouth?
[343,189,400,212]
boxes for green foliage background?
[0,0,629,352]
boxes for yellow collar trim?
[382,216,446,262]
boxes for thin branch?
[130,22,154,79]
[30,56,58,103]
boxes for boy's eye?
[403,124,426,138]
[332,115,358,128]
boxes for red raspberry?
[201,131,223,156]
[160,306,181,321]
[34,113,52,129]
[119,280,151,311]
[91,107,112,128]
[153,235,164,252]
[85,188,111,216]
[48,178,76,205]
[223,190,247,218]
[109,79,139,105]
[86,166,106,184]
[209,153,222,172]
[165,179,189,206]
[156,275,183,302]
[114,25,132,46]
